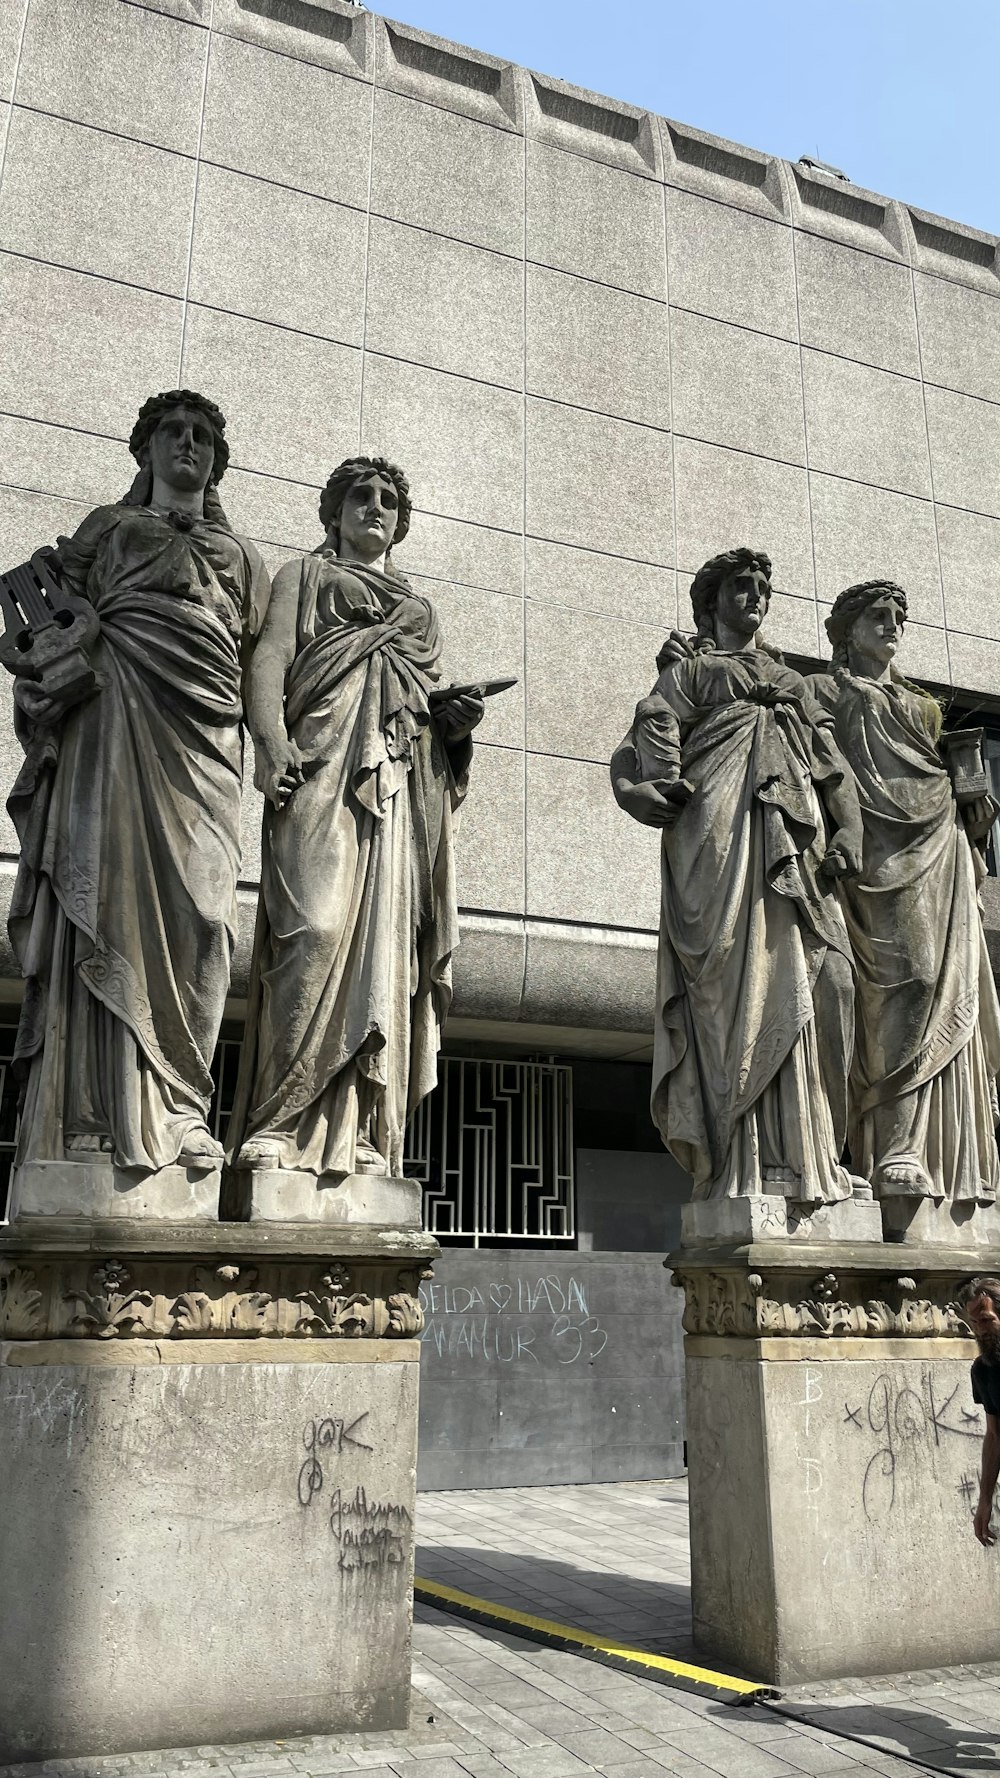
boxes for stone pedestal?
[225,1166,422,1229]
[671,1241,1000,1686]
[681,1192,883,1246]
[0,1218,437,1760]
[10,1159,221,1222]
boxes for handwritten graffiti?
[419,1274,608,1365]
[296,1412,373,1508]
[841,1373,981,1523]
[329,1484,412,1571]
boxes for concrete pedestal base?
[881,1194,1000,1246]
[681,1192,883,1246]
[671,1240,999,1685]
[9,1158,220,1223]
[226,1166,421,1228]
[0,1220,437,1760]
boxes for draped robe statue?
[612,549,865,1204]
[7,391,268,1187]
[814,580,1000,1208]
[228,456,484,1183]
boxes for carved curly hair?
[128,388,230,485]
[318,455,412,554]
[825,579,908,662]
[687,547,774,650]
[824,579,942,735]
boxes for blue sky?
[380,0,1000,234]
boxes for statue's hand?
[820,833,862,881]
[255,738,304,810]
[615,778,692,829]
[962,794,998,844]
[436,690,485,743]
[13,677,63,729]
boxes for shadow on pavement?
[415,1542,695,1657]
[742,1701,1000,1775]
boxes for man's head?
[964,1277,1000,1363]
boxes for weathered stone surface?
[946,631,1000,699]
[453,743,525,914]
[810,472,943,618]
[925,383,1000,516]
[0,109,195,296]
[0,1341,419,1757]
[0,413,133,509]
[527,266,669,427]
[16,0,206,152]
[673,436,813,593]
[0,255,182,437]
[363,355,523,532]
[527,139,666,299]
[525,399,673,560]
[938,504,1000,638]
[670,309,806,465]
[795,232,920,376]
[681,1194,882,1247]
[665,187,796,340]
[803,349,932,497]
[10,1161,220,1225]
[525,537,676,628]
[526,604,664,763]
[914,270,1000,403]
[372,87,524,256]
[181,305,360,485]
[234,1170,421,1229]
[424,581,523,748]
[528,753,660,929]
[189,164,367,343]
[0,1,26,101]
[201,32,372,207]
[366,217,523,389]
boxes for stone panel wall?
[1,0,999,1029]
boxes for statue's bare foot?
[65,1132,114,1156]
[875,1158,933,1195]
[235,1137,285,1169]
[178,1129,224,1168]
[354,1135,389,1176]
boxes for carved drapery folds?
[0,1255,429,1342]
[671,1265,974,1340]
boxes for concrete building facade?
[1,0,1000,1484]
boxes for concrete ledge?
[376,16,522,132]
[212,0,373,80]
[906,203,1000,296]
[786,161,910,261]
[2,1335,421,1365]
[525,70,661,179]
[661,117,788,222]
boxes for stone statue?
[611,547,867,1213]
[814,580,1000,1222]
[227,455,484,1196]
[4,390,269,1214]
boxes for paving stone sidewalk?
[3,1480,999,1778]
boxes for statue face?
[337,472,399,561]
[847,596,904,668]
[715,564,770,638]
[145,404,216,496]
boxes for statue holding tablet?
[228,455,505,1199]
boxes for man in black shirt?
[964,1276,1000,1546]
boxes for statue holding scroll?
[814,581,1000,1215]
[2,390,268,1205]
[228,456,486,1190]
[611,548,865,1207]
